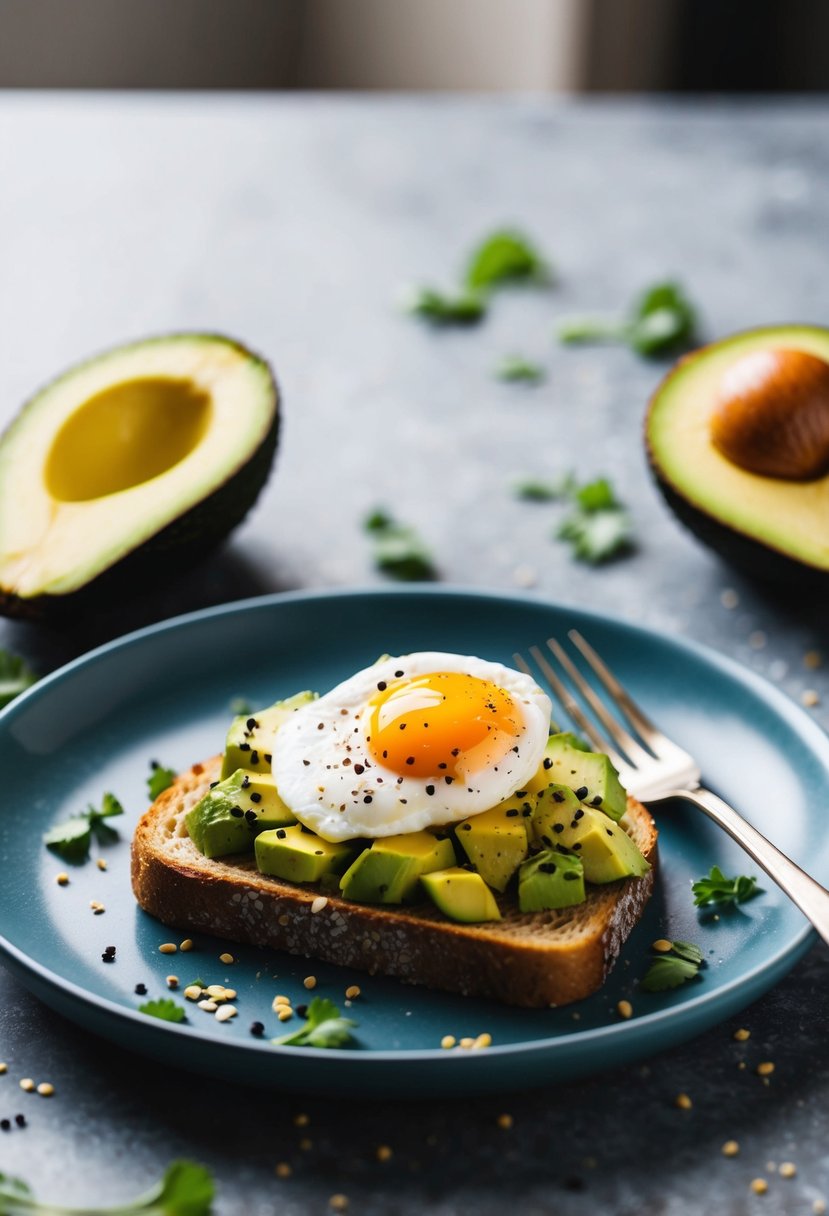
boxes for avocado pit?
[710,347,829,481]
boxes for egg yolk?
[366,671,523,780]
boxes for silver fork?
[516,629,829,948]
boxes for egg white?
[271,651,552,841]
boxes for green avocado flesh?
[647,325,829,574]
[0,333,278,617]
[184,697,643,924]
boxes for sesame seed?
[813,1200,826,1215]
[134,983,147,996]
[311,896,328,914]
[19,1078,35,1092]
[166,976,179,989]
[0,1063,6,1074]
[440,1035,456,1049]
[459,1037,475,1049]
[616,1000,633,1019]
[215,1004,237,1023]
[722,1140,740,1157]
[472,1033,492,1049]
[802,689,820,708]
[184,985,203,1001]
[223,989,237,1000]
[497,1114,513,1130]
[219,952,235,965]
[275,1162,292,1178]
[56,872,69,885]
[651,939,673,953]
[278,914,290,926]
[14,1114,25,1128]
[299,1138,313,1151]
[206,984,227,998]
[376,1144,393,1162]
[345,985,361,1000]
[675,1093,692,1110]
[750,1179,768,1195]
[779,1163,797,1179]
[294,1113,309,1126]
[756,1061,775,1076]
[733,1027,751,1041]
[179,939,194,952]
[36,1082,54,1097]
[329,1195,349,1211]
[159,943,177,954]
[277,1007,294,1022]
[198,999,218,1012]
[90,901,105,914]
[303,975,317,990]
[96,858,108,871]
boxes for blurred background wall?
[0,0,827,90]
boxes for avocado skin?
[648,462,829,587]
[0,335,279,620]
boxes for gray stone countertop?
[0,94,827,1214]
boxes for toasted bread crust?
[131,758,658,1008]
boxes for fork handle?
[656,785,829,948]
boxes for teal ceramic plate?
[0,589,826,1096]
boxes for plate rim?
[0,584,823,1067]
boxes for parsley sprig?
[0,1160,213,1214]
[364,509,436,582]
[138,997,187,1024]
[147,760,177,800]
[495,355,545,384]
[557,478,634,564]
[273,997,357,1049]
[0,650,37,710]
[43,792,124,863]
[558,281,698,358]
[405,287,485,326]
[465,230,550,292]
[692,865,762,908]
[640,940,704,992]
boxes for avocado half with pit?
[0,333,278,618]
[646,325,829,583]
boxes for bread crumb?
[733,1028,751,1041]
[675,1093,692,1110]
[722,1140,740,1157]
[751,1178,769,1195]
[616,1000,633,1019]
[275,1162,292,1178]
[779,1163,797,1179]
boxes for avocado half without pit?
[0,333,279,618]
[646,325,829,583]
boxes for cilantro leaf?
[465,230,550,292]
[495,355,545,384]
[138,997,187,1024]
[0,650,37,710]
[406,287,485,325]
[557,280,698,359]
[511,472,576,502]
[640,939,704,993]
[0,1160,213,1214]
[273,996,357,1049]
[692,865,762,908]
[43,816,93,862]
[557,506,633,564]
[147,761,177,801]
[364,509,436,582]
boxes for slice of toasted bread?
[131,757,658,1008]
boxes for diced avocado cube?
[420,867,501,923]
[531,786,650,884]
[340,831,456,904]
[221,690,317,778]
[185,769,297,860]
[540,733,627,821]
[455,806,529,892]
[254,825,357,884]
[518,848,585,912]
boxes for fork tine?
[545,637,654,767]
[514,648,624,767]
[567,629,663,748]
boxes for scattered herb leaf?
[466,230,550,292]
[138,997,187,1024]
[495,355,545,384]
[512,472,576,502]
[43,792,124,862]
[147,761,177,800]
[692,865,762,908]
[0,650,37,710]
[557,280,698,358]
[557,475,633,564]
[364,509,436,582]
[273,996,357,1049]
[0,1160,213,1214]
[406,287,485,326]
[641,940,704,992]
